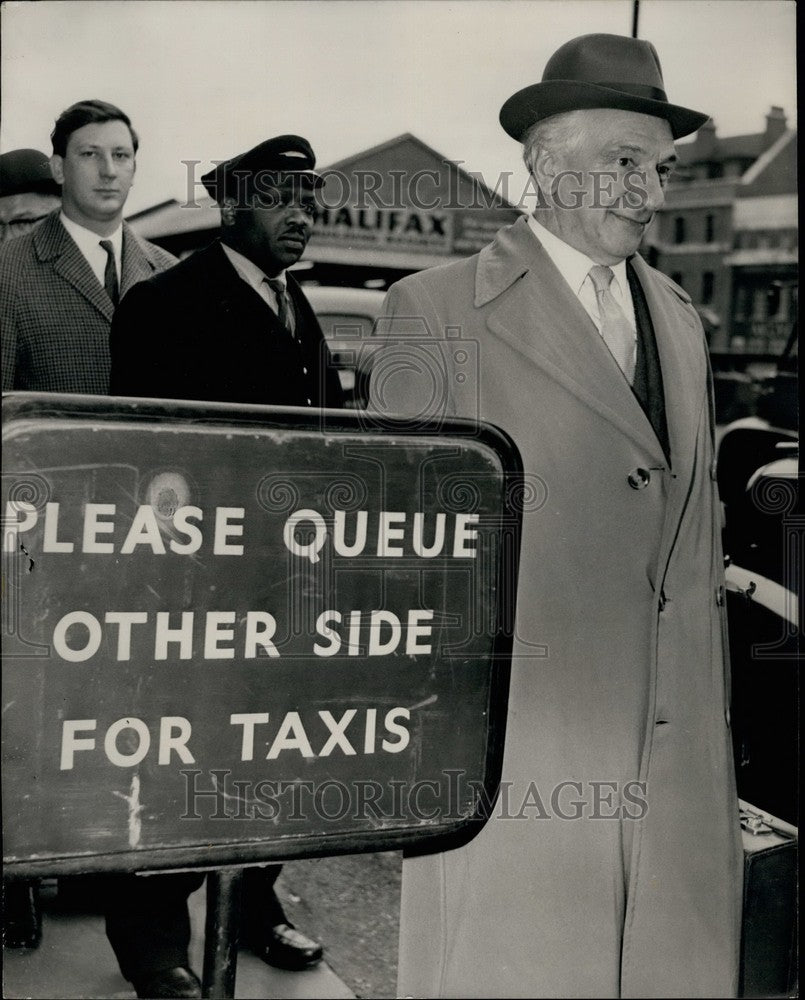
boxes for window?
[766,284,781,318]
[705,214,715,243]
[702,272,714,304]
[674,217,686,244]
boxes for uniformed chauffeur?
[109,134,342,998]
[110,133,343,410]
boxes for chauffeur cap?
[201,134,323,203]
[500,33,709,141]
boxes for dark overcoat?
[106,240,343,977]
[109,240,343,408]
[374,217,742,998]
[0,211,175,392]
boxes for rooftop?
[678,106,790,167]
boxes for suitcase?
[739,801,798,998]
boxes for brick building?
[644,107,797,366]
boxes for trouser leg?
[104,872,205,982]
[241,864,286,934]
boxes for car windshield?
[316,313,374,340]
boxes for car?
[301,285,386,407]
[717,415,799,827]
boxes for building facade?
[127,134,522,290]
[644,107,797,368]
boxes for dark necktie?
[588,264,636,383]
[264,277,295,335]
[99,240,119,307]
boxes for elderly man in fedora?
[371,33,742,998]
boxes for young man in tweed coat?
[0,100,194,998]
[0,99,175,393]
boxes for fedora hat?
[500,33,709,141]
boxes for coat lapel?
[120,223,164,298]
[629,255,706,481]
[34,212,113,322]
[33,215,169,320]
[206,241,291,337]
[480,218,666,463]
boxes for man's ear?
[532,147,568,208]
[532,147,558,190]
[220,197,237,227]
[49,154,65,186]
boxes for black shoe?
[131,966,202,999]
[250,922,324,970]
[3,879,42,949]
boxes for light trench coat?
[374,217,742,998]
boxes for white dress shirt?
[60,212,122,288]
[527,215,637,333]
[220,243,287,312]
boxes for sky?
[0,0,797,216]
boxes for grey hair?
[522,110,588,179]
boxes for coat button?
[658,590,667,612]
[715,585,725,606]
[627,467,651,490]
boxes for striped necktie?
[99,239,119,307]
[588,265,636,383]
[265,277,295,335]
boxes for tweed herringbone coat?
[0,211,176,392]
[373,217,743,998]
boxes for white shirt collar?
[527,215,629,297]
[221,242,286,293]
[60,211,123,266]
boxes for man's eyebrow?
[74,143,132,151]
[602,143,647,157]
[606,144,678,163]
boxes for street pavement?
[4,854,402,999]
[278,854,401,1000]
[3,877,356,999]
